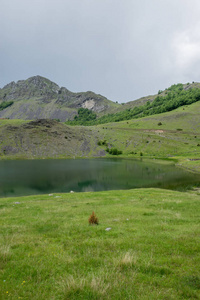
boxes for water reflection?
[0,158,200,197]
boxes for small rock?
[105,227,111,231]
[15,202,20,204]
[70,191,74,193]
[49,194,53,196]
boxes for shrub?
[88,212,99,225]
[98,140,108,147]
[158,122,162,126]
[108,148,122,155]
[102,140,108,146]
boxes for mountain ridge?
[1,76,200,122]
[0,75,119,121]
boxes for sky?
[1,0,200,103]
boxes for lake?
[0,158,200,197]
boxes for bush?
[107,148,122,155]
[102,140,108,146]
[88,212,99,225]
[97,140,108,146]
[158,122,162,126]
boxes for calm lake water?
[0,158,200,197]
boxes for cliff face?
[0,76,119,121]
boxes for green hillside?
[67,83,200,125]
[0,100,200,172]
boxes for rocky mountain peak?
[1,76,60,101]
[0,75,120,121]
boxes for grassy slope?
[93,102,200,172]
[114,81,200,112]
[0,189,199,299]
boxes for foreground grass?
[0,189,200,299]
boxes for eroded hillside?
[0,119,106,158]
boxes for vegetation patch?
[97,140,108,146]
[106,147,123,155]
[68,108,97,125]
[0,101,14,111]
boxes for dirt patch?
[155,130,164,133]
[23,119,58,129]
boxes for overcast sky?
[1,0,200,102]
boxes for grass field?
[0,189,200,299]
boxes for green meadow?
[0,189,200,299]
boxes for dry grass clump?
[117,251,138,270]
[88,211,99,225]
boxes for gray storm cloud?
[1,0,200,102]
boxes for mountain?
[1,76,200,123]
[0,76,119,121]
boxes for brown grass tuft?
[88,211,99,225]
